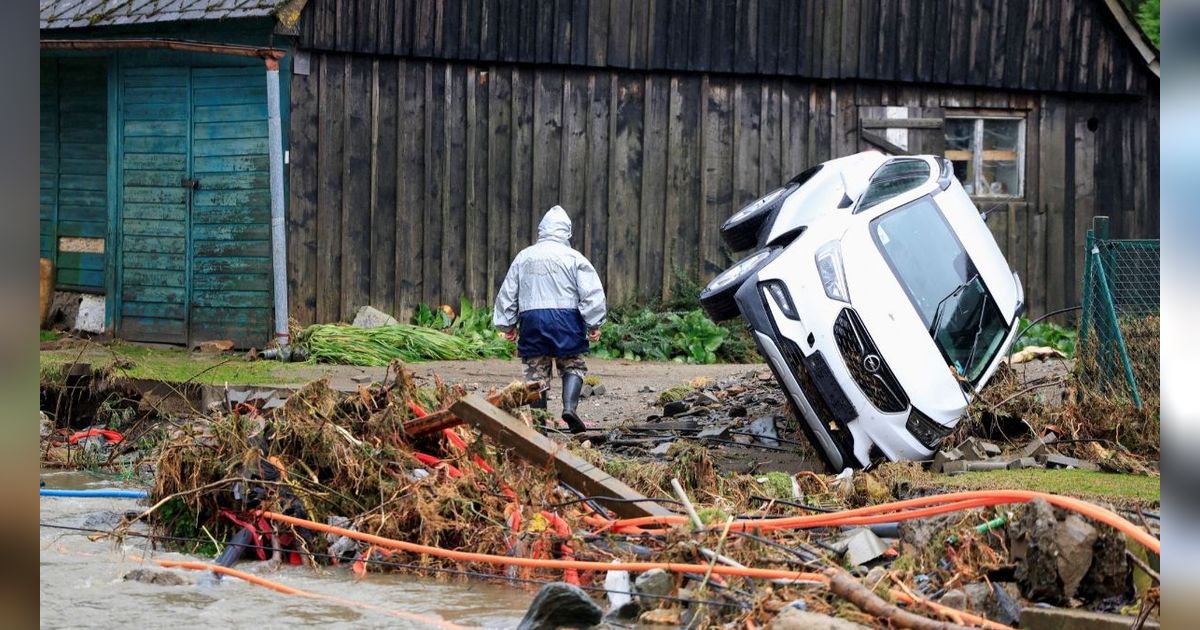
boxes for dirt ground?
[287,358,769,428]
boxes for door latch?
[180,178,200,190]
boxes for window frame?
[943,114,1026,200]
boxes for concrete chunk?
[1041,454,1101,471]
[1019,606,1160,630]
[351,305,399,329]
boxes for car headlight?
[905,408,954,450]
[815,240,850,303]
[760,280,799,320]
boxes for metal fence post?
[1090,243,1143,409]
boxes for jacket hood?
[537,205,572,244]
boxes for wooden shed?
[39,0,304,347]
[284,0,1159,330]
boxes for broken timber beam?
[450,393,675,520]
[401,384,541,437]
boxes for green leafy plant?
[1013,316,1077,357]
[412,298,515,359]
[590,308,731,364]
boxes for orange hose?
[157,559,469,629]
[259,510,830,584]
[597,490,1159,554]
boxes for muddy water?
[40,470,533,629]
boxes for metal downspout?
[265,58,289,347]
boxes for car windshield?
[871,197,1010,384]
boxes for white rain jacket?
[493,206,607,356]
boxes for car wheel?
[720,186,791,252]
[699,248,775,322]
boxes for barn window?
[943,117,1025,198]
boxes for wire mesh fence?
[1078,217,1159,408]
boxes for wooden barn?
[284,0,1159,332]
[39,0,304,347]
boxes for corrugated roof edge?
[39,0,310,31]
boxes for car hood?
[839,224,969,423]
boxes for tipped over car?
[700,151,1024,471]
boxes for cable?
[38,522,750,610]
[40,488,149,499]
[750,495,837,514]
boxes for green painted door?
[118,64,272,348]
[40,57,109,292]
[119,66,190,344]
[188,66,272,348]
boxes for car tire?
[699,248,776,322]
[720,186,791,252]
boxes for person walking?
[494,205,606,433]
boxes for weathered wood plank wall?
[296,0,1152,96]
[286,53,1159,325]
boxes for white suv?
[700,151,1024,471]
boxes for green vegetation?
[926,468,1159,504]
[40,342,307,385]
[413,298,516,358]
[1013,316,1077,357]
[298,323,503,365]
[1137,0,1159,47]
[40,330,61,343]
[591,309,731,364]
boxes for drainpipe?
[265,56,290,348]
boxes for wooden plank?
[968,0,992,85]
[638,75,668,303]
[584,74,612,283]
[559,72,590,258]
[857,0,880,81]
[607,75,644,305]
[396,60,426,320]
[781,81,809,178]
[759,81,783,194]
[663,75,701,298]
[808,85,831,166]
[1038,95,1068,319]
[424,64,447,306]
[510,68,535,260]
[442,66,468,306]
[316,54,345,323]
[648,0,671,69]
[371,59,399,315]
[776,0,799,75]
[700,76,733,279]
[628,0,650,69]
[587,0,610,66]
[688,0,713,72]
[532,70,564,231]
[607,0,632,68]
[571,0,590,65]
[402,383,541,436]
[809,0,825,78]
[1070,117,1095,311]
[732,80,762,216]
[734,0,758,75]
[450,394,675,519]
[461,0,481,59]
[822,0,842,78]
[464,67,490,304]
[711,0,736,74]
[481,0,500,59]
[289,63,321,324]
[535,0,555,63]
[487,66,513,300]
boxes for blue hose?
[40,488,149,499]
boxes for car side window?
[855,159,931,213]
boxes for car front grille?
[833,308,909,413]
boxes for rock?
[1079,516,1129,602]
[938,589,968,611]
[958,437,996,461]
[74,293,106,333]
[591,384,607,397]
[351,305,399,329]
[580,384,593,399]
[516,582,603,630]
[40,411,53,438]
[638,608,681,626]
[1008,457,1040,469]
[1019,606,1161,630]
[745,416,780,447]
[649,442,672,456]
[838,527,888,566]
[662,400,689,417]
[82,510,124,530]
[1009,499,1102,604]
[351,373,373,384]
[1041,454,1101,472]
[899,512,964,549]
[931,448,963,473]
[633,569,674,607]
[124,569,188,586]
[638,386,656,393]
[767,607,871,630]
[196,339,234,353]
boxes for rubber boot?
[560,374,587,434]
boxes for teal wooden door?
[40,57,109,292]
[188,66,272,348]
[119,66,190,344]
[118,64,272,348]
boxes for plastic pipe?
[40,488,148,499]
